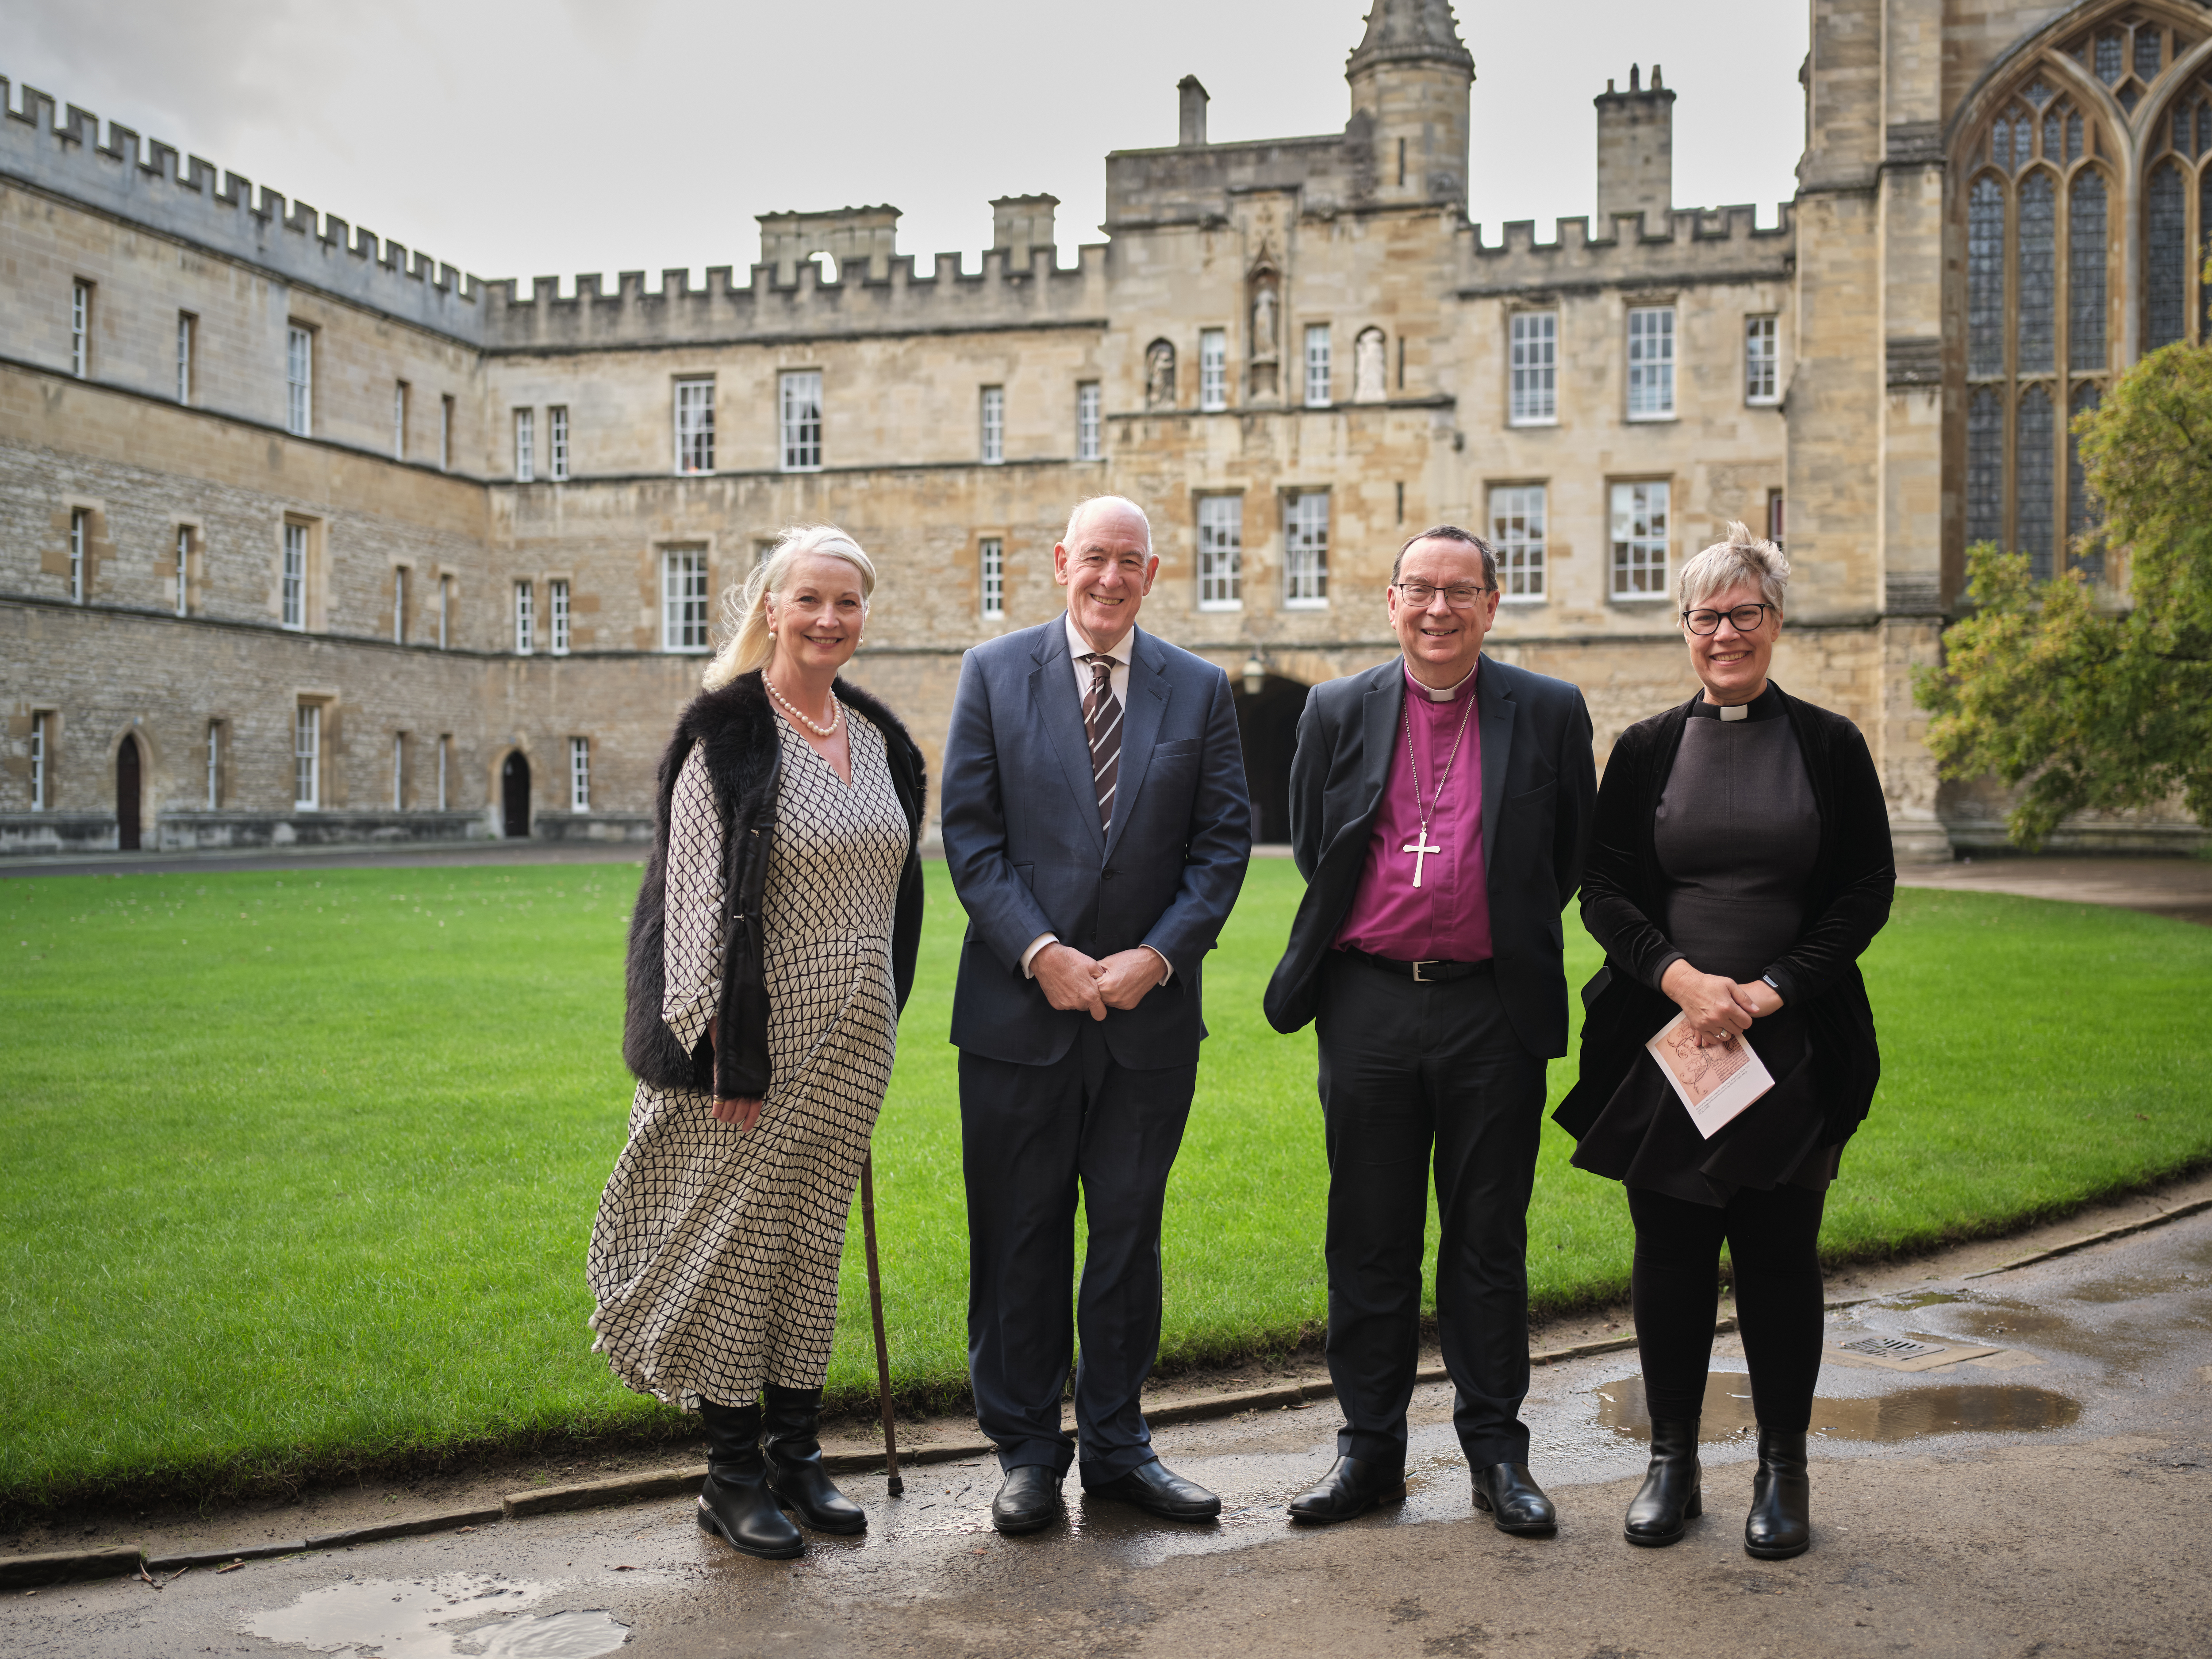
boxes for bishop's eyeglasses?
[1393,580,1497,608]
[1681,602,1777,636]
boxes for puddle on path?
[244,1573,627,1658]
[1595,1371,2081,1443]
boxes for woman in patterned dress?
[588,526,926,1560]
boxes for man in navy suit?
[941,495,1252,1534]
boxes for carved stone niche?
[1144,338,1177,411]
[1248,261,1281,403]
[1353,326,1388,403]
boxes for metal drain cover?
[1838,1335,1949,1362]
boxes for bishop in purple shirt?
[1263,525,1596,1532]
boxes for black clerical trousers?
[960,1020,1198,1480]
[1316,951,1548,1472]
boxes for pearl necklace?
[766,674,841,738]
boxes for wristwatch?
[1761,974,1782,993]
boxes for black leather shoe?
[696,1398,805,1559]
[1471,1462,1558,1536]
[1624,1419,1703,1547]
[1744,1427,1811,1559]
[760,1385,866,1535]
[1082,1459,1221,1522]
[1286,1455,1406,1525]
[991,1465,1065,1535]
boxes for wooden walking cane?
[859,1154,902,1496]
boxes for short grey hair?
[1063,495,1152,552]
[1677,521,1790,615]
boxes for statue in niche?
[1250,282,1278,361]
[1354,327,1387,403]
[1144,339,1177,410]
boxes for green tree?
[1916,342,2212,848]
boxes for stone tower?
[1593,63,1674,234]
[1344,0,1474,208]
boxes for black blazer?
[622,672,927,1102]
[1263,654,1597,1060]
[1555,685,1895,1148]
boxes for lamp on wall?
[1241,650,1267,697]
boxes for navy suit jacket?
[942,618,1253,1070]
[1262,653,1597,1059]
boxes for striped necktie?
[1081,653,1122,831]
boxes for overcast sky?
[0,0,1809,288]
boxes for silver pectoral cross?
[1402,827,1442,889]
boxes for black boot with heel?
[1623,1418,1703,1547]
[761,1384,868,1535]
[1743,1426,1812,1559]
[696,1398,806,1560]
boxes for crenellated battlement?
[1456,200,1795,296]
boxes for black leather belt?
[1339,948,1492,983]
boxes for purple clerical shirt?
[1331,660,1495,964]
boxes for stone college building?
[5,0,2209,858]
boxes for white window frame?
[176,313,194,404]
[286,325,313,436]
[1509,311,1557,426]
[980,537,1004,620]
[1609,480,1671,599]
[673,379,714,474]
[393,566,408,643]
[1283,492,1329,608]
[205,719,220,809]
[661,546,710,652]
[513,408,535,482]
[437,575,453,649]
[281,522,307,630]
[1197,495,1244,611]
[1489,484,1548,602]
[514,580,534,654]
[30,711,49,810]
[175,525,191,616]
[568,736,591,812]
[293,703,320,810]
[392,731,406,810]
[69,508,86,603]
[548,406,569,481]
[549,578,570,655]
[980,385,1005,464]
[70,280,90,378]
[393,380,407,458]
[779,371,822,472]
[1626,307,1675,421]
[1304,324,1332,407]
[1076,382,1101,460]
[1745,314,1780,405]
[1198,330,1227,411]
[437,733,450,810]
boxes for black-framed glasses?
[1682,602,1776,635]
[1394,581,1496,608]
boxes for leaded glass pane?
[2095,31,2123,84]
[1967,388,2005,547]
[2066,111,2082,161]
[2069,382,2103,580]
[2043,113,2061,157]
[2134,27,2162,83]
[2204,170,2212,335]
[2017,173,2056,373]
[2145,161,2187,349]
[2069,173,2108,371]
[1968,177,2007,377]
[2199,101,2212,157]
[2015,386,2055,580]
[2025,80,2054,106]
[2119,83,2141,113]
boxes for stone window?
[549,578,571,655]
[549,407,569,481]
[176,313,195,404]
[980,537,1004,620]
[514,580,535,655]
[69,507,88,603]
[1197,495,1242,611]
[569,737,591,812]
[1509,311,1556,425]
[392,732,406,810]
[205,719,222,810]
[393,381,407,459]
[1283,492,1329,608]
[294,703,321,810]
[31,711,51,810]
[439,396,453,472]
[980,386,1005,464]
[70,280,90,378]
[438,575,453,649]
[780,371,822,471]
[1304,325,1332,407]
[662,547,710,652]
[2069,383,2104,581]
[437,733,450,810]
[1744,315,1779,404]
[286,325,313,437]
[676,379,715,474]
[1626,307,1674,420]
[281,522,308,630]
[1199,330,1227,411]
[393,566,408,643]
[1767,489,1786,547]
[1076,382,1101,461]
[514,408,535,483]
[1489,484,1546,601]
[1609,480,1669,599]
[174,524,192,616]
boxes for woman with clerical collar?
[1556,521,1895,1561]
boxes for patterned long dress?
[587,710,908,1407]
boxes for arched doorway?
[501,750,531,838]
[1233,674,1307,846]
[116,733,142,851]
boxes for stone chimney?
[1179,75,1210,146]
[1594,62,1674,234]
[990,194,1059,271]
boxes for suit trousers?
[1316,951,1548,1472]
[960,1021,1198,1480]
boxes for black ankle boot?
[761,1384,867,1535]
[1623,1418,1703,1547]
[696,1398,804,1560]
[1743,1427,1811,1559]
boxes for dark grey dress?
[1569,687,1839,1206]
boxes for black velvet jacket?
[622,672,926,1101]
[1554,685,1895,1148]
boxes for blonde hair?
[1677,521,1790,617]
[701,525,876,691]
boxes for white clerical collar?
[1066,610,1133,664]
[1404,657,1479,703]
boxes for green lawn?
[1,860,2208,1515]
